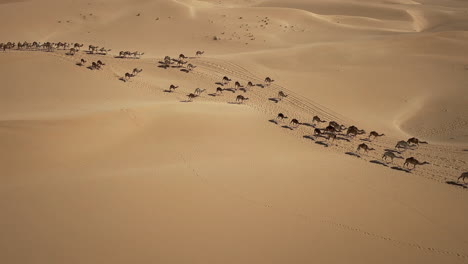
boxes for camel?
[325,125,337,134]
[290,119,301,127]
[222,76,231,85]
[347,126,365,137]
[176,60,187,67]
[187,63,196,71]
[236,95,249,103]
[277,91,288,101]
[277,113,288,120]
[329,121,346,132]
[327,133,337,142]
[187,93,197,101]
[74,43,84,50]
[179,54,188,60]
[88,45,99,53]
[132,68,143,76]
[169,84,179,92]
[395,140,411,151]
[407,137,428,146]
[234,81,242,90]
[195,50,204,56]
[216,87,223,94]
[264,77,274,86]
[124,72,133,81]
[69,48,78,55]
[369,131,385,140]
[382,151,403,163]
[78,58,86,66]
[98,48,111,55]
[194,88,206,95]
[404,157,429,169]
[131,51,144,58]
[458,172,468,183]
[119,51,131,58]
[90,62,101,70]
[357,143,374,153]
[247,81,255,88]
[312,115,326,125]
[314,128,322,136]
[97,60,105,66]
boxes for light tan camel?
[404,157,429,169]
[97,60,105,66]
[196,50,204,56]
[277,113,288,121]
[247,81,255,89]
[407,137,428,146]
[369,131,385,140]
[236,95,249,103]
[357,143,374,153]
[278,91,288,101]
[88,45,99,53]
[131,51,144,59]
[312,115,326,125]
[132,68,143,76]
[187,63,196,71]
[194,88,206,95]
[395,140,411,151]
[119,51,131,58]
[458,172,468,183]
[382,151,403,163]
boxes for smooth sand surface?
[1,0,468,263]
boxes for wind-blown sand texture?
[1,0,468,263]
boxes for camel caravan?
[117,50,145,59]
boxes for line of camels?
[2,40,465,184]
[276,113,434,170]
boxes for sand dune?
[1,0,468,263]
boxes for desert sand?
[1,0,468,263]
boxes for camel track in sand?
[2,48,467,188]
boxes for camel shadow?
[75,62,84,66]
[114,55,125,59]
[301,123,314,128]
[163,89,174,93]
[118,77,128,82]
[86,66,97,70]
[158,65,170,69]
[360,138,371,142]
[227,102,242,105]
[315,141,329,147]
[303,135,315,141]
[180,69,190,73]
[180,100,193,103]
[269,119,279,125]
[370,160,389,167]
[463,149,468,152]
[223,88,236,93]
[445,181,467,189]
[391,166,411,173]
[336,136,351,142]
[268,98,280,103]
[345,152,361,158]
[239,88,247,93]
[208,93,218,97]
[281,125,294,130]
[215,82,224,86]
[385,149,401,154]
[256,84,265,88]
